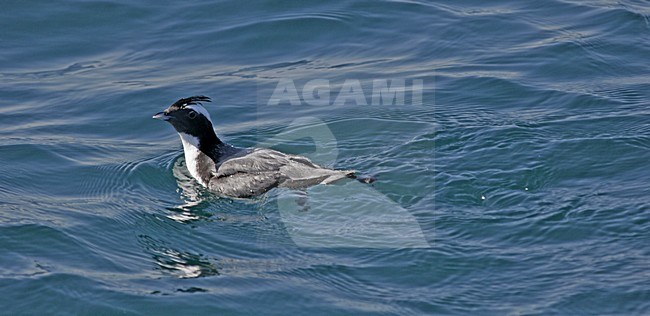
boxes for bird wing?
[208,170,282,198]
[215,148,316,177]
[210,148,354,197]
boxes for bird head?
[153,96,214,137]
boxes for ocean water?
[1,0,648,314]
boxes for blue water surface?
[1,0,649,314]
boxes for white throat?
[178,132,206,186]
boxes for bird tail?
[345,171,376,184]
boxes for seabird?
[153,96,363,198]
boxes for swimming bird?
[153,96,360,198]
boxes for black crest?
[170,95,211,110]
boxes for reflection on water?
[138,234,219,279]
[165,157,214,223]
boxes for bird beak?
[152,111,170,121]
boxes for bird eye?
[188,110,197,119]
